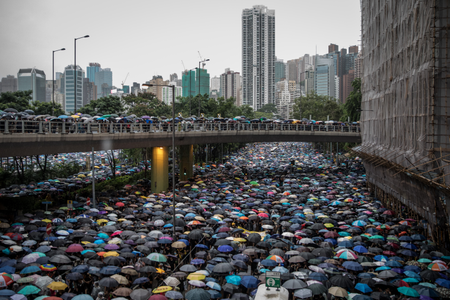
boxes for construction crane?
[121,73,129,90]
[198,51,208,68]
[181,60,186,72]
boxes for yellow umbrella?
[47,282,68,290]
[97,219,108,224]
[103,251,119,257]
[78,174,86,178]
[187,273,205,281]
[324,223,334,228]
[104,207,114,211]
[233,238,247,243]
[153,286,172,294]
[42,219,51,223]
[117,218,126,222]
[156,268,165,274]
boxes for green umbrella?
[102,115,111,118]
[308,283,327,295]
[185,288,211,300]
[18,285,41,295]
[397,287,419,297]
[17,277,35,284]
[147,252,167,262]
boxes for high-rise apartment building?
[355,52,362,79]
[63,65,84,113]
[220,69,241,104]
[131,82,140,95]
[147,75,169,101]
[162,82,182,105]
[83,78,97,106]
[305,69,315,95]
[0,75,18,93]
[286,59,299,84]
[86,63,101,83]
[242,5,275,110]
[328,43,339,53]
[275,59,286,83]
[94,68,113,99]
[349,45,359,54]
[210,76,220,93]
[169,73,178,82]
[17,68,46,102]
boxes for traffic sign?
[67,200,73,210]
[86,197,91,206]
[265,271,281,288]
[46,224,52,235]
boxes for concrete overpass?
[0,121,361,157]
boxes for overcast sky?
[0,0,360,87]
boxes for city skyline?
[0,0,360,89]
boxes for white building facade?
[242,5,276,111]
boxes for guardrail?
[0,120,361,135]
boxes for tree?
[0,90,32,111]
[292,92,343,121]
[122,92,171,117]
[342,78,361,122]
[258,103,277,114]
[29,101,64,116]
[78,96,124,116]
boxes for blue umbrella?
[355,283,373,293]
[343,261,363,271]
[133,277,149,284]
[206,281,221,290]
[261,259,277,267]
[20,265,40,274]
[353,245,368,253]
[241,276,259,288]
[308,272,328,281]
[0,290,15,296]
[72,265,89,273]
[207,290,222,299]
[218,245,234,253]
[99,266,121,275]
[72,294,94,300]
[385,260,402,267]
[226,275,241,285]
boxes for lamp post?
[143,83,176,236]
[198,58,209,116]
[74,35,89,114]
[52,48,65,116]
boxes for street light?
[74,35,89,114]
[52,47,65,116]
[143,82,176,236]
[198,58,210,116]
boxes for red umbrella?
[115,202,125,207]
[218,227,230,232]
[5,233,23,241]
[66,244,84,253]
[383,210,394,215]
[396,280,410,287]
[383,251,396,256]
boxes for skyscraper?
[94,68,113,99]
[162,83,182,105]
[17,68,46,102]
[0,75,18,93]
[314,56,335,98]
[275,59,286,83]
[220,68,241,103]
[86,63,101,83]
[83,78,97,106]
[147,75,169,101]
[210,76,220,93]
[242,5,275,110]
[328,43,339,53]
[63,65,84,113]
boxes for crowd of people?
[0,142,447,300]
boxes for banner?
[238,227,267,240]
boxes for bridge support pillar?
[179,145,193,181]
[151,146,169,193]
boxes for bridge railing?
[0,120,361,135]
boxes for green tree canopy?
[258,103,277,114]
[122,92,171,117]
[292,92,343,121]
[78,96,124,116]
[0,90,32,112]
[342,78,361,122]
[29,101,64,116]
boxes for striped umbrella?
[428,262,448,271]
[39,264,57,272]
[335,249,358,260]
[0,274,14,288]
[267,255,285,263]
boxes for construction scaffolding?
[360,0,450,249]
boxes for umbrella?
[294,289,313,299]
[130,289,151,300]
[328,287,348,298]
[282,279,307,290]
[185,288,211,300]
[397,287,419,297]
[47,282,68,290]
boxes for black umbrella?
[247,233,262,243]
[282,279,307,290]
[99,277,119,288]
[212,263,233,273]
[188,229,204,240]
[307,283,327,295]
[329,275,354,290]
[231,293,249,300]
[222,283,240,294]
